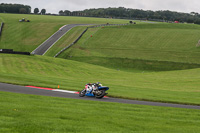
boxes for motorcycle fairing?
[98,86,109,90]
[85,93,95,97]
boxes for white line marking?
[43,24,91,56]
[53,89,77,94]
[42,27,73,55]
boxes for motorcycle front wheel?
[95,89,106,99]
[79,89,86,97]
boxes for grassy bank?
[0,91,200,133]
[1,54,200,105]
[1,13,200,132]
[65,56,200,72]
[1,13,200,105]
[0,13,129,52]
[59,23,200,71]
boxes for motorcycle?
[79,83,109,99]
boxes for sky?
[0,0,200,14]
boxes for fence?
[54,28,88,57]
[0,22,4,36]
[54,23,130,57]
[0,49,30,55]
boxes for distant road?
[31,24,89,55]
[0,83,200,110]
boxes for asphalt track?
[0,83,200,110]
[31,24,89,55]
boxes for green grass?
[1,91,200,133]
[62,56,200,72]
[1,13,200,132]
[1,54,200,105]
[1,14,200,105]
[0,13,130,52]
[59,23,200,71]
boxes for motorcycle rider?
[86,82,102,91]
[93,82,102,91]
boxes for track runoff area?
[0,82,200,110]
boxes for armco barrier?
[54,23,130,57]
[54,28,88,57]
[0,22,4,36]
[0,49,30,55]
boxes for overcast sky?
[0,0,200,14]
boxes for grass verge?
[0,91,200,133]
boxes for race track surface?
[0,83,200,110]
[31,24,88,55]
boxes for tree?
[19,8,27,14]
[34,8,39,14]
[41,9,46,15]
[59,10,64,15]
[0,3,31,14]
[64,10,71,16]
[194,19,200,24]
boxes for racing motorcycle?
[79,82,109,99]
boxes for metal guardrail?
[0,22,4,36]
[54,23,130,57]
[88,23,129,28]
[0,49,30,55]
[54,28,88,57]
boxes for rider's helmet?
[97,82,102,86]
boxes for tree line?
[0,3,46,15]
[59,7,200,24]
[1,3,200,24]
[34,8,46,15]
[0,3,31,14]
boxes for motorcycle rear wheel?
[79,89,86,97]
[95,89,106,99]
